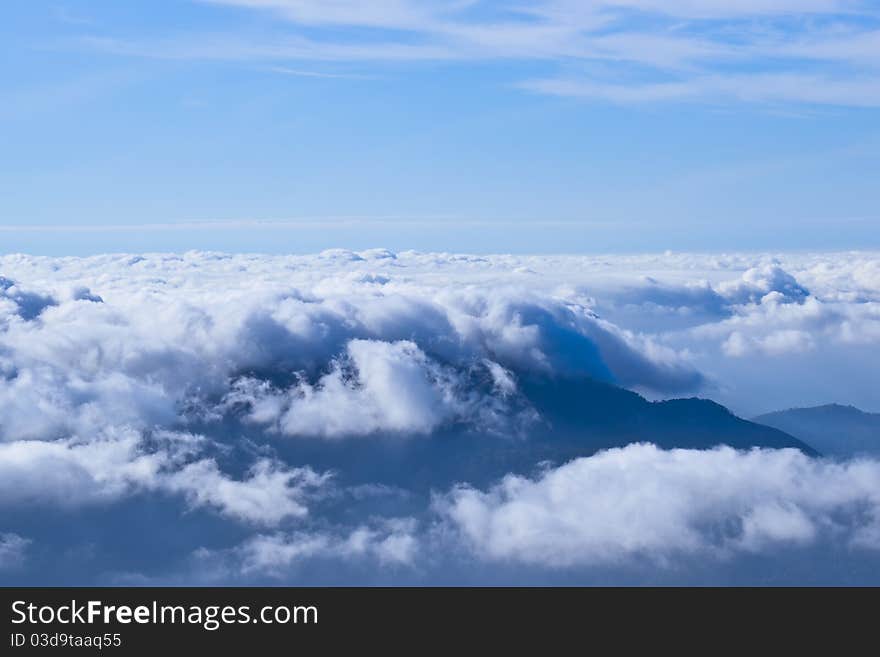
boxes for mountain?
[520,376,812,453]
[753,404,880,458]
[261,376,815,492]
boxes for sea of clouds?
[1,249,879,584]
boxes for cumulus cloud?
[690,289,876,359]
[0,429,327,525]
[0,250,733,546]
[0,254,702,449]
[553,254,880,410]
[162,458,328,525]
[607,264,810,322]
[198,443,880,577]
[722,328,816,357]
[224,340,474,438]
[0,276,56,321]
[436,444,880,567]
[2,249,877,426]
[1,249,879,584]
[717,265,811,306]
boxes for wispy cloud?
[51,4,96,27]
[266,66,377,80]
[70,1,880,107]
[0,217,627,233]
[521,72,880,107]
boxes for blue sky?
[2,0,880,254]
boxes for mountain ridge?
[249,376,817,492]
[753,404,880,457]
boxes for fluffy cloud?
[0,250,732,537]
[689,287,880,358]
[1,249,879,585]
[717,265,811,306]
[224,340,486,438]
[554,253,880,411]
[0,276,56,321]
[0,428,327,525]
[604,263,811,323]
[722,328,815,357]
[200,442,880,578]
[436,444,880,567]
[1,249,878,427]
[162,458,328,525]
[199,517,419,578]
[0,252,703,448]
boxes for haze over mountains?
[754,405,880,458]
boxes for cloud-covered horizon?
[1,249,879,584]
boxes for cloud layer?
[436,444,880,567]
[0,250,703,449]
[1,249,879,584]
[193,443,880,582]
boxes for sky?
[5,3,880,587]
[2,1,880,254]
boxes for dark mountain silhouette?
[519,376,811,453]
[753,404,880,458]
[244,376,815,492]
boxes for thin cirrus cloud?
[522,73,880,107]
[74,0,880,107]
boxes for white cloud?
[0,430,171,506]
[226,340,473,438]
[200,0,448,30]
[77,1,880,107]
[717,265,810,306]
[563,256,880,410]
[203,517,419,576]
[0,532,31,570]
[1,249,879,533]
[0,251,703,446]
[2,250,880,583]
[435,443,880,567]
[522,73,880,108]
[0,251,703,528]
[722,328,815,357]
[0,429,327,525]
[163,458,329,525]
[2,249,878,420]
